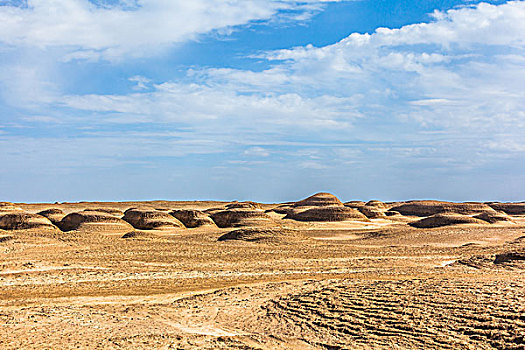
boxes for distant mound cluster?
[272,193,370,222]
[0,194,522,239]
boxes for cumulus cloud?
[60,82,359,132]
[0,0,347,60]
[16,1,524,150]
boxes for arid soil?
[0,196,524,349]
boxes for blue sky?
[0,0,524,203]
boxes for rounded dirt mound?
[0,212,57,231]
[37,208,65,224]
[268,205,295,215]
[389,201,495,217]
[226,201,262,210]
[494,251,525,264]
[123,209,185,230]
[59,211,134,233]
[294,192,343,207]
[0,202,23,212]
[284,206,369,222]
[365,200,387,208]
[409,214,488,228]
[217,228,304,243]
[489,203,525,215]
[344,201,366,209]
[210,209,274,228]
[83,208,124,217]
[359,206,386,219]
[474,212,513,224]
[170,209,215,228]
[121,231,155,239]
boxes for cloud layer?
[0,0,345,60]
[1,1,525,201]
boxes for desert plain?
[0,193,524,349]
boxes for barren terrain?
[0,195,524,349]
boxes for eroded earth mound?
[59,211,133,233]
[170,209,215,228]
[123,209,185,230]
[37,208,65,224]
[285,206,369,222]
[409,213,488,228]
[218,227,304,243]
[294,192,344,207]
[489,202,525,215]
[83,208,124,217]
[210,209,274,228]
[474,211,514,224]
[390,201,496,217]
[0,212,57,231]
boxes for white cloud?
[243,147,270,157]
[128,75,151,91]
[60,82,359,132]
[12,1,522,156]
[0,0,348,60]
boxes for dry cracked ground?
[0,196,524,349]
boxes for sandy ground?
[1,201,524,349]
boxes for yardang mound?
[0,212,57,231]
[474,212,514,224]
[37,208,65,224]
[390,201,495,217]
[494,251,525,264]
[294,192,343,207]
[123,209,185,230]
[217,228,304,243]
[0,202,22,212]
[226,201,262,210]
[489,203,525,215]
[359,206,387,219]
[285,206,369,222]
[210,209,274,228]
[170,209,215,228]
[83,208,124,217]
[59,211,133,233]
[409,213,488,228]
[344,201,366,209]
[365,200,388,208]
